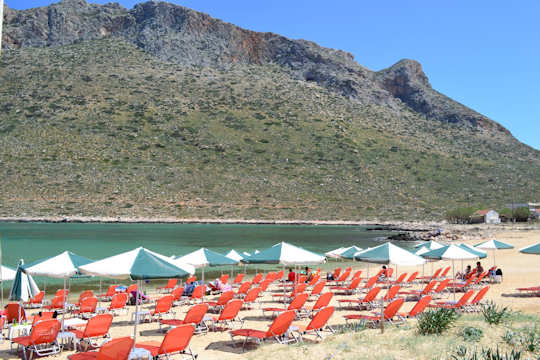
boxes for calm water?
[0,222,405,291]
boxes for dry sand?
[0,228,538,360]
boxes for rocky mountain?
[0,0,538,220]
[4,0,506,133]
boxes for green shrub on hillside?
[445,207,475,224]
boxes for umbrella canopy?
[9,260,40,302]
[421,244,479,261]
[225,249,244,262]
[415,246,431,256]
[354,242,425,266]
[519,243,540,255]
[339,246,364,259]
[24,251,93,278]
[475,239,514,250]
[254,250,260,254]
[414,240,445,250]
[79,247,194,280]
[243,242,326,265]
[0,265,16,281]
[324,247,346,259]
[242,251,251,257]
[475,239,514,266]
[175,248,237,268]
[457,244,487,259]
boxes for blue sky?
[10,1,540,150]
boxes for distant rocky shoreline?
[1,217,536,245]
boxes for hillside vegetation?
[1,38,538,220]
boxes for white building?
[474,210,501,224]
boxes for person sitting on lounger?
[476,262,484,274]
[456,265,472,280]
[379,266,388,280]
[288,268,296,282]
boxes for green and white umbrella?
[457,244,487,259]
[9,260,40,302]
[475,239,514,266]
[225,249,244,262]
[421,244,479,300]
[9,260,40,323]
[414,240,445,250]
[24,251,93,278]
[80,247,194,280]
[519,243,540,255]
[354,242,425,333]
[242,242,326,265]
[79,247,194,348]
[325,247,346,259]
[475,239,514,250]
[175,248,237,284]
[354,242,426,266]
[339,246,364,260]
[24,251,95,319]
[415,246,430,256]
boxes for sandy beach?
[1,227,538,360]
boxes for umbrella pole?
[133,279,141,350]
[282,264,286,302]
[230,265,233,279]
[452,260,456,302]
[381,273,388,334]
[62,276,67,330]
[493,250,496,267]
[202,267,205,301]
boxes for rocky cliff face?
[2,0,508,134]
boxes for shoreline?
[0,216,440,228]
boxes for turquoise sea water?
[0,222,406,292]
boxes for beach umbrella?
[243,242,326,299]
[242,251,251,257]
[519,243,540,255]
[24,251,94,323]
[339,246,364,260]
[9,260,40,322]
[474,239,514,266]
[414,240,445,250]
[225,250,244,262]
[174,248,237,284]
[79,247,193,348]
[254,249,260,254]
[242,242,326,265]
[354,242,425,333]
[457,244,487,259]
[354,242,426,266]
[24,251,93,278]
[415,246,430,256]
[421,244,479,301]
[324,247,346,259]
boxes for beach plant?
[417,308,459,335]
[450,346,522,360]
[482,302,510,325]
[502,329,519,347]
[515,325,540,353]
[462,326,484,342]
[333,321,367,334]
